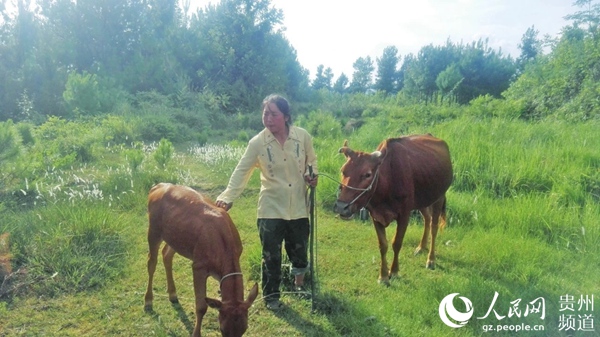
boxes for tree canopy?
[0,0,597,124]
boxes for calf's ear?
[339,147,352,157]
[206,297,223,310]
[246,283,259,305]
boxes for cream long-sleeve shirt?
[217,126,318,220]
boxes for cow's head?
[206,283,259,337]
[334,140,385,218]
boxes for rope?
[315,172,371,191]
[219,272,243,288]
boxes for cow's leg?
[191,264,208,337]
[427,197,445,270]
[373,221,390,285]
[389,211,410,280]
[162,244,178,303]
[414,207,432,256]
[144,228,162,311]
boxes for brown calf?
[144,183,258,337]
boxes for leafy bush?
[33,117,100,168]
[125,146,144,172]
[153,138,174,169]
[296,110,341,139]
[15,122,35,146]
[137,113,174,142]
[467,95,520,119]
[101,115,137,145]
[0,120,21,167]
[63,71,101,117]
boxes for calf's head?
[206,283,259,337]
[334,140,385,218]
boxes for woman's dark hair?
[262,94,292,125]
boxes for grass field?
[0,116,598,336]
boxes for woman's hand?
[215,200,233,211]
[304,175,318,188]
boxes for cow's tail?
[439,197,447,231]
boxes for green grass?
[0,116,598,336]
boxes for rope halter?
[219,272,243,289]
[342,166,381,209]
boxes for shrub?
[16,122,35,146]
[63,71,101,117]
[237,130,249,142]
[153,138,174,169]
[31,116,101,168]
[0,120,20,167]
[296,110,342,140]
[125,147,144,172]
[101,115,137,145]
[137,114,177,142]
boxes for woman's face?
[262,102,288,136]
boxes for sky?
[186,0,576,80]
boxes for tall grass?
[2,202,127,297]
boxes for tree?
[402,43,457,103]
[188,0,308,111]
[401,39,514,104]
[503,23,600,120]
[348,56,374,93]
[516,26,542,75]
[456,39,515,104]
[396,53,415,92]
[312,64,334,90]
[435,64,463,104]
[332,73,349,94]
[374,46,400,94]
[565,0,600,37]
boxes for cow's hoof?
[144,304,153,313]
[426,261,435,270]
[169,297,179,304]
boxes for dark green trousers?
[257,218,310,302]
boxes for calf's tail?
[439,197,447,231]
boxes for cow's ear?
[372,149,386,163]
[339,143,355,158]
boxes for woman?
[216,94,318,310]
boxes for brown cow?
[144,183,259,337]
[333,135,453,285]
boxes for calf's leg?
[162,244,179,303]
[191,264,209,337]
[144,232,162,311]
